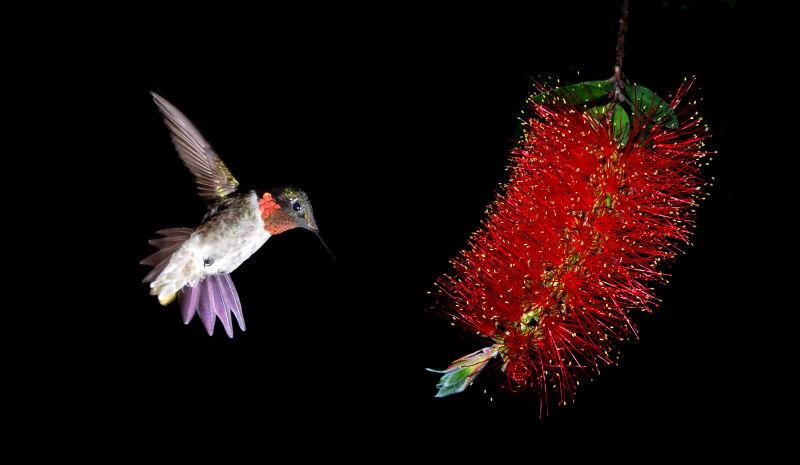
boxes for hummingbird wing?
[151,92,240,201]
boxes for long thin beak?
[313,231,336,260]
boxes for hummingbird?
[142,92,329,338]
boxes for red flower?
[431,79,711,413]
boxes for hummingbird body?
[142,93,326,337]
[148,191,270,306]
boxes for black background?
[28,0,793,455]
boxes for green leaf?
[612,104,630,147]
[427,345,499,397]
[585,103,610,121]
[532,80,612,106]
[623,84,679,129]
[582,104,629,147]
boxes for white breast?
[150,192,271,304]
[202,193,271,274]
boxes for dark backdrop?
[36,0,791,454]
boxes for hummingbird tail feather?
[178,283,199,325]
[142,227,246,337]
[220,273,246,331]
[178,273,245,338]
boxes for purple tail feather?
[178,273,246,338]
[220,273,246,331]
[178,284,199,324]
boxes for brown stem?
[611,0,630,103]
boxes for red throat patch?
[258,192,295,235]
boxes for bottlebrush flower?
[429,78,712,414]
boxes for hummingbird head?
[259,187,318,235]
[259,187,334,258]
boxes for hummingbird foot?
[159,291,177,306]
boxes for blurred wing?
[151,92,239,200]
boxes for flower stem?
[611,0,630,103]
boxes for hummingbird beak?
[313,231,336,260]
[301,210,333,259]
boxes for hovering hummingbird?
[142,92,330,337]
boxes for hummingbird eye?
[291,200,303,213]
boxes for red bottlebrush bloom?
[429,78,711,414]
